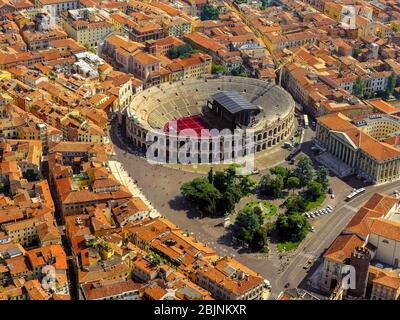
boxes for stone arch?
[263,132,267,139]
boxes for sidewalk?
[108,160,160,218]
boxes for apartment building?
[61,8,113,48]
[35,0,78,17]
[167,52,212,80]
[194,257,267,300]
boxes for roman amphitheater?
[121,76,296,163]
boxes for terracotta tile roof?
[143,283,167,300]
[368,218,400,242]
[344,207,382,238]
[132,51,160,65]
[82,279,142,300]
[26,244,67,270]
[368,99,398,115]
[24,279,51,300]
[319,113,400,160]
[5,255,30,276]
[323,234,365,264]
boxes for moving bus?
[303,114,309,128]
[345,188,366,201]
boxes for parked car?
[311,226,315,232]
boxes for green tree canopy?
[270,166,289,180]
[233,207,268,251]
[293,156,314,186]
[287,176,300,192]
[306,180,324,201]
[181,178,221,216]
[200,4,219,21]
[386,72,396,99]
[284,194,307,215]
[275,213,310,242]
[353,76,365,98]
[167,44,194,59]
[211,62,226,75]
[316,165,329,190]
[258,173,284,198]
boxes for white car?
[310,213,315,218]
[311,226,315,232]
[327,204,333,209]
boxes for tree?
[207,168,214,184]
[258,174,284,198]
[285,194,307,215]
[168,44,194,59]
[233,207,268,251]
[211,62,226,75]
[258,173,272,194]
[306,181,324,201]
[287,176,300,193]
[201,4,219,21]
[260,0,269,9]
[181,178,221,216]
[353,76,365,98]
[234,208,261,242]
[293,156,314,186]
[269,175,284,198]
[275,213,310,242]
[352,47,360,58]
[270,166,289,180]
[386,73,396,99]
[218,187,238,214]
[237,174,256,196]
[316,166,329,190]
[251,228,268,252]
[218,183,243,214]
[231,67,241,76]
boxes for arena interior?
[121,76,296,161]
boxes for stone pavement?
[108,160,160,218]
